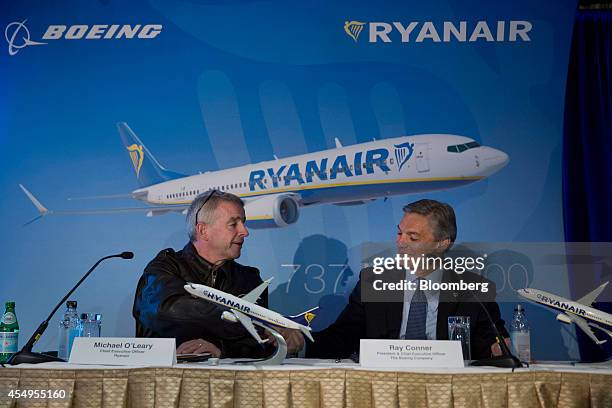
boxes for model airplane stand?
[233,320,287,366]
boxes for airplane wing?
[241,278,273,303]
[576,282,609,306]
[231,310,266,344]
[566,313,607,345]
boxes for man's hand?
[490,337,511,357]
[177,338,221,357]
[265,327,305,354]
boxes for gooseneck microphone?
[468,291,523,369]
[7,252,134,365]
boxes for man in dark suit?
[306,199,509,360]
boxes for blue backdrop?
[1,0,579,359]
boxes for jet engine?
[556,313,571,324]
[245,194,300,228]
[221,311,238,323]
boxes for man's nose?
[240,222,249,237]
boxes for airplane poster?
[0,0,580,360]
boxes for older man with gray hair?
[133,190,303,357]
[306,198,509,360]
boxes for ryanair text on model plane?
[344,20,532,43]
[184,279,318,344]
[518,283,612,345]
[19,122,509,228]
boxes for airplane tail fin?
[285,306,319,327]
[116,122,186,187]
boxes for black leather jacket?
[133,242,269,357]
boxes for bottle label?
[510,331,531,361]
[1,312,16,325]
[0,332,18,353]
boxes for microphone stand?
[7,252,133,365]
[469,292,523,368]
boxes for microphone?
[120,251,134,259]
[468,291,523,369]
[7,252,134,365]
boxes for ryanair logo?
[207,291,251,313]
[344,21,366,42]
[394,142,414,171]
[343,20,533,44]
[536,294,587,316]
[127,144,144,178]
[304,312,316,325]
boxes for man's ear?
[196,223,208,241]
[437,238,451,253]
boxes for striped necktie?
[404,278,427,340]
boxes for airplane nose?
[479,147,509,176]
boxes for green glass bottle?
[0,302,19,363]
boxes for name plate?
[69,337,176,367]
[360,339,464,368]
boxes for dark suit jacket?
[307,268,509,360]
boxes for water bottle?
[79,313,102,337]
[0,302,19,363]
[58,300,80,361]
[510,304,531,362]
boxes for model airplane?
[184,279,317,344]
[518,282,612,345]
[20,122,509,228]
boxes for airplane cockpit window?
[446,141,481,153]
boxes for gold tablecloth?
[1,367,611,408]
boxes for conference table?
[1,359,611,408]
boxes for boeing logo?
[5,20,46,56]
[344,20,532,43]
[4,20,163,56]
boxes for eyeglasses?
[194,189,221,225]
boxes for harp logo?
[394,142,414,171]
[127,144,144,178]
[344,21,366,42]
[304,312,316,325]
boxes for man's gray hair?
[186,191,244,241]
[403,199,457,244]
